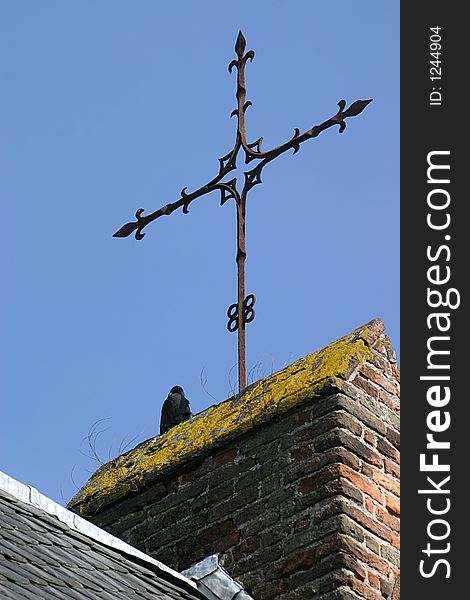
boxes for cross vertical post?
[236,190,247,391]
[233,31,250,393]
[113,31,372,395]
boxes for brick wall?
[88,330,400,599]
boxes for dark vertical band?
[401,4,465,597]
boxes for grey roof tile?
[8,560,58,588]
[59,588,98,600]
[52,546,98,572]
[0,539,29,564]
[1,581,36,599]
[78,544,130,573]
[66,533,102,552]
[85,540,132,568]
[0,480,204,600]
[30,561,86,589]
[26,542,71,567]
[0,560,31,586]
[0,498,16,514]
[0,514,19,530]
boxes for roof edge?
[0,470,198,593]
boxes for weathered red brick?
[392,363,400,383]
[373,470,400,497]
[290,442,314,461]
[353,374,381,400]
[199,519,237,545]
[213,529,240,553]
[386,493,400,517]
[343,504,393,543]
[373,337,389,358]
[284,445,361,486]
[253,577,289,600]
[293,517,310,532]
[295,407,313,424]
[380,543,400,568]
[378,388,400,412]
[373,335,398,366]
[361,364,400,397]
[391,576,400,600]
[368,572,380,589]
[272,546,316,577]
[365,498,375,515]
[232,535,261,560]
[377,436,400,463]
[214,447,239,466]
[385,458,400,478]
[349,576,385,600]
[386,427,400,450]
[379,575,394,598]
[335,411,363,437]
[338,552,367,581]
[376,505,400,532]
[335,429,384,468]
[298,463,383,503]
[362,320,385,346]
[340,466,383,503]
[369,350,393,376]
[334,534,391,576]
[298,463,344,493]
[364,429,376,447]
[180,470,197,485]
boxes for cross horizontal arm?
[242,98,373,193]
[112,99,372,240]
[113,137,241,240]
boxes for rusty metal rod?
[236,193,247,392]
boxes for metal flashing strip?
[0,470,198,591]
[182,555,254,600]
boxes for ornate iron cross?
[114,31,372,393]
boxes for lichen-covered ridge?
[68,318,384,516]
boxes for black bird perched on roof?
[160,386,191,435]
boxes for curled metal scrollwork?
[226,294,256,333]
[243,294,256,324]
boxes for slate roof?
[0,471,204,599]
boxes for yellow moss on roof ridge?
[68,319,383,516]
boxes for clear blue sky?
[0,1,399,504]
